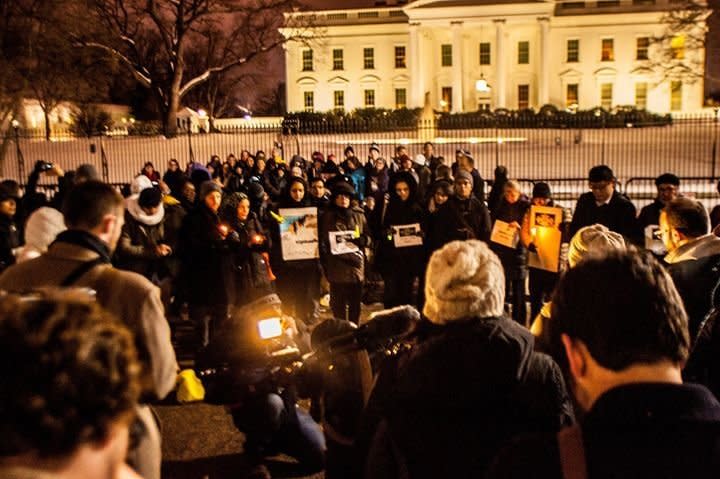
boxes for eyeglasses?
[589,181,612,191]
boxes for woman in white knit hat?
[365,239,572,478]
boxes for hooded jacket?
[373,172,426,275]
[665,234,720,339]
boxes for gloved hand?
[528,242,537,253]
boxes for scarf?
[53,230,112,264]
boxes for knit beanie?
[454,170,474,187]
[532,182,552,199]
[414,154,426,166]
[199,180,222,200]
[248,182,265,202]
[23,207,66,252]
[567,224,626,268]
[423,240,505,324]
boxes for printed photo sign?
[279,207,319,261]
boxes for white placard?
[329,230,359,255]
[392,223,423,248]
[279,207,319,261]
[490,219,520,248]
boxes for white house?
[281,0,708,114]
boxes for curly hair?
[0,290,141,458]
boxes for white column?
[408,22,422,108]
[451,21,464,112]
[538,17,550,106]
[494,19,507,108]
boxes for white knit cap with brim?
[423,240,505,324]
[130,175,154,195]
[567,224,626,268]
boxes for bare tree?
[650,1,714,83]
[74,0,315,137]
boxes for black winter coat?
[429,195,491,248]
[225,212,273,307]
[319,205,370,284]
[373,174,426,276]
[491,197,531,280]
[0,216,19,272]
[487,383,720,479]
[363,316,574,479]
[570,191,638,242]
[178,205,230,305]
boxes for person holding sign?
[271,176,322,326]
[319,181,371,324]
[490,180,531,326]
[372,171,426,308]
[520,183,571,320]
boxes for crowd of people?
[1,142,720,478]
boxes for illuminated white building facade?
[282,0,707,114]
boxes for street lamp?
[475,75,491,94]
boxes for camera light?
[258,317,283,339]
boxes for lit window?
[395,88,407,109]
[670,81,682,111]
[395,46,406,68]
[334,90,344,110]
[441,44,452,67]
[303,91,314,112]
[636,37,649,60]
[600,83,613,110]
[479,42,491,65]
[363,48,375,69]
[518,84,530,109]
[671,35,685,60]
[567,39,579,62]
[566,83,579,108]
[364,89,375,107]
[333,49,344,70]
[601,39,614,62]
[635,83,648,109]
[302,49,313,71]
[518,41,529,64]
[441,87,452,112]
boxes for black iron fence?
[1,111,718,207]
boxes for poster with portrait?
[490,220,520,249]
[392,223,423,248]
[329,230,360,255]
[644,224,667,256]
[528,205,563,273]
[279,207,319,261]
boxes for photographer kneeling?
[197,293,325,477]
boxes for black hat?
[248,182,265,201]
[532,182,552,199]
[588,165,614,183]
[0,182,19,202]
[655,173,680,187]
[138,186,163,208]
[330,181,356,200]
